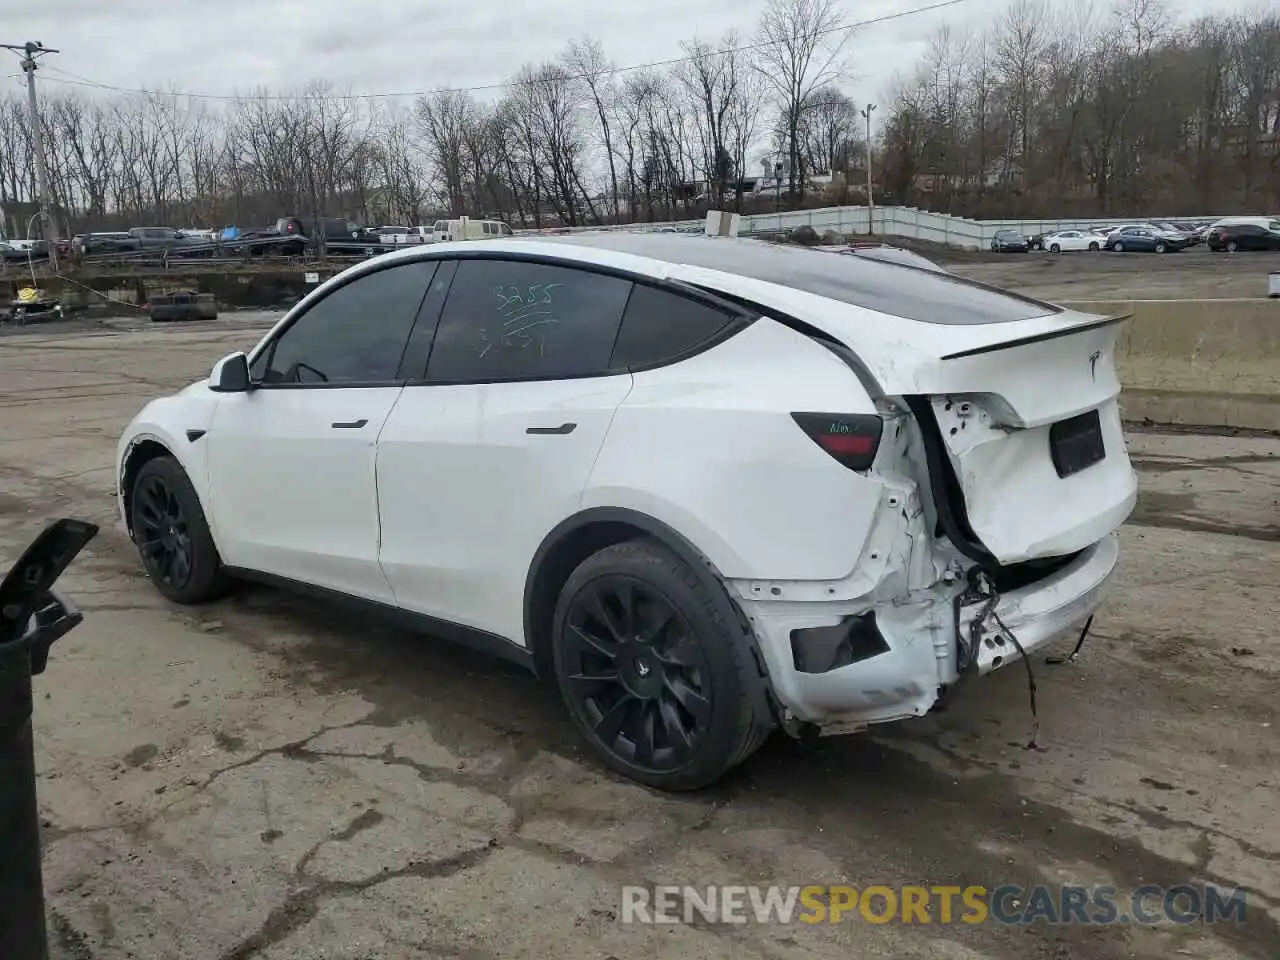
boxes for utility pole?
[860,103,876,237]
[2,41,59,270]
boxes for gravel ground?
[0,310,1275,960]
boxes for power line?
[32,0,970,103]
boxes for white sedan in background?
[1042,230,1102,253]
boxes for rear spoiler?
[939,313,1132,361]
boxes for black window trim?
[247,258,440,391]
[404,250,759,387]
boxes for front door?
[205,258,439,602]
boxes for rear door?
[669,252,1138,566]
[1237,225,1265,250]
[376,257,635,641]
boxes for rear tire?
[130,455,229,604]
[550,538,772,791]
[1227,240,1238,253]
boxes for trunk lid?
[907,314,1138,564]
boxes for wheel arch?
[522,507,770,689]
[119,430,210,541]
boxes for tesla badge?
[1088,350,1101,380]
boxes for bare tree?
[754,0,848,204]
[678,33,746,206]
[562,37,622,221]
[416,89,476,216]
[1,2,1277,238]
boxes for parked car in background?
[990,229,1029,252]
[231,217,381,257]
[431,218,514,242]
[0,240,38,263]
[77,231,129,255]
[1206,218,1280,252]
[81,227,209,257]
[1104,226,1185,253]
[115,233,1135,790]
[1154,222,1198,246]
[375,226,433,246]
[1042,230,1102,253]
[276,217,381,247]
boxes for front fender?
[117,385,219,530]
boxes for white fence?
[521,205,1231,249]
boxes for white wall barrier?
[517,205,1231,249]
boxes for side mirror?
[209,352,252,393]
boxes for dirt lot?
[0,318,1277,959]
[942,247,1280,302]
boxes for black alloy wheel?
[129,455,229,604]
[560,574,712,772]
[135,473,193,591]
[551,539,772,790]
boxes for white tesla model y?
[117,234,1137,790]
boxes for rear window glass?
[542,235,1059,325]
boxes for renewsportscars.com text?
[620,884,1248,926]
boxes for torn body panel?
[726,399,1122,730]
[733,534,1118,728]
[932,395,1137,563]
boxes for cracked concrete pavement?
[0,312,1277,959]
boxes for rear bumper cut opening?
[742,535,1120,728]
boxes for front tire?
[130,455,229,604]
[1155,242,1167,253]
[1113,242,1125,253]
[551,538,771,790]
[1049,243,1061,254]
[1088,242,1099,251]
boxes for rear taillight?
[791,413,883,472]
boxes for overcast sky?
[3,0,1261,111]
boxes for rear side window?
[611,285,737,369]
[425,258,633,383]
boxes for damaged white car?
[116,234,1137,790]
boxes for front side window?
[259,260,437,385]
[425,258,632,383]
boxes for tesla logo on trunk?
[1088,350,1101,380]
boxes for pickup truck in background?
[277,217,381,250]
[80,227,209,257]
[222,217,380,258]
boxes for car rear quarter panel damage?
[582,317,892,583]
